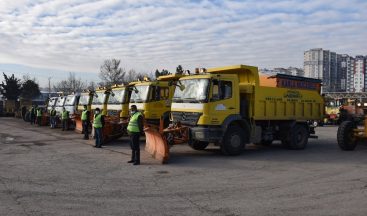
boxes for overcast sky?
[1,0,367,87]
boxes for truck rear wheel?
[189,141,209,150]
[337,121,357,151]
[283,124,308,150]
[221,125,245,155]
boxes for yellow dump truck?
[129,75,183,127]
[145,65,324,162]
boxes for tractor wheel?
[221,125,246,155]
[189,141,209,150]
[337,121,357,151]
[283,124,309,150]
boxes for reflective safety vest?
[93,114,103,128]
[127,112,142,133]
[50,109,56,116]
[61,110,69,120]
[81,110,88,121]
[36,109,42,117]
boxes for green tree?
[0,73,22,100]
[20,75,40,99]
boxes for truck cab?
[91,88,110,116]
[64,94,80,117]
[129,74,183,126]
[107,84,132,120]
[47,97,58,113]
[73,91,94,132]
[55,96,66,116]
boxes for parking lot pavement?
[1,117,367,216]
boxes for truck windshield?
[173,79,209,103]
[79,94,90,106]
[108,89,126,104]
[64,96,76,106]
[48,98,56,107]
[130,85,149,103]
[92,92,106,105]
[55,97,66,107]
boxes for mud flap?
[144,126,169,163]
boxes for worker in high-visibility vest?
[30,105,36,125]
[127,105,144,165]
[50,106,57,128]
[93,108,104,148]
[61,107,69,131]
[81,105,90,140]
[36,107,43,126]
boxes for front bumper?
[190,126,223,143]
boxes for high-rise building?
[341,54,354,92]
[304,48,366,93]
[353,56,366,92]
[304,48,341,92]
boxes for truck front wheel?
[337,121,357,151]
[221,125,246,155]
[189,141,209,150]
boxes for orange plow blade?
[144,126,170,164]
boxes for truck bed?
[252,86,323,121]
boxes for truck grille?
[171,112,202,126]
[108,110,121,117]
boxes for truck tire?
[24,112,31,122]
[221,125,246,155]
[287,124,308,150]
[189,141,209,150]
[337,121,357,151]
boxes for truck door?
[209,78,238,125]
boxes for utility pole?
[48,77,51,97]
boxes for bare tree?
[99,59,125,86]
[87,81,97,91]
[53,72,86,94]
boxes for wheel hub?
[230,134,241,148]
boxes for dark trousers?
[62,119,68,131]
[30,114,35,125]
[82,120,89,139]
[95,128,103,147]
[37,116,42,126]
[129,133,140,163]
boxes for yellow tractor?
[145,65,324,163]
[337,109,367,150]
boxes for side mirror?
[179,85,185,91]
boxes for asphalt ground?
[1,117,367,216]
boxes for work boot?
[133,151,140,165]
[128,150,135,163]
